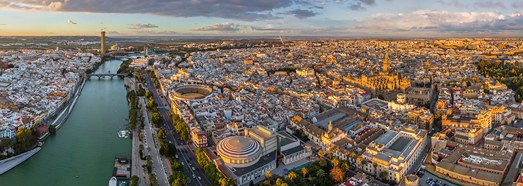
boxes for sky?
[0,0,522,37]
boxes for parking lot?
[417,170,457,186]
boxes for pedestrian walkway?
[0,147,41,175]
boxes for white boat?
[117,130,129,138]
[108,177,117,186]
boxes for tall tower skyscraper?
[100,31,106,55]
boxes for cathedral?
[344,52,410,99]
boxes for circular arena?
[171,85,212,100]
[217,136,261,168]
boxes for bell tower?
[382,51,390,73]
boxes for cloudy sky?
[0,0,522,37]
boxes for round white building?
[217,136,262,168]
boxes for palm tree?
[288,171,298,181]
[301,167,308,178]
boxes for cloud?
[473,1,506,9]
[358,0,375,5]
[106,31,122,35]
[435,0,468,8]
[349,2,366,10]
[1,0,303,21]
[285,9,317,19]
[133,30,177,36]
[512,2,523,8]
[67,19,77,24]
[129,23,159,30]
[1,0,393,21]
[193,23,284,34]
[353,10,523,35]
[193,23,243,33]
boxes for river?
[0,60,131,186]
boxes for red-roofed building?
[37,125,48,135]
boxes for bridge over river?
[87,73,128,79]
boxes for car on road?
[192,174,196,179]
[192,167,195,171]
[198,176,201,180]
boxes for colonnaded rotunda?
[216,136,262,168]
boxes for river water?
[0,60,131,186]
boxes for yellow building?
[453,127,484,145]
[362,126,427,183]
[344,52,410,96]
[407,107,434,130]
[442,109,492,133]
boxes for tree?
[276,178,286,186]
[330,166,344,183]
[137,87,146,96]
[170,171,188,186]
[316,169,325,178]
[150,173,158,186]
[318,149,325,158]
[287,171,298,181]
[151,112,162,127]
[319,158,327,167]
[145,91,153,98]
[0,138,11,152]
[15,127,35,152]
[301,167,308,178]
[265,170,273,180]
[147,98,157,109]
[356,155,364,165]
[179,128,189,141]
[349,152,357,159]
[218,178,231,186]
[130,175,139,186]
[332,157,340,168]
[249,180,255,186]
[341,161,350,172]
[146,156,153,173]
[379,171,388,181]
[48,125,57,135]
[172,161,182,172]
[157,129,166,140]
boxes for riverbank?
[53,77,86,129]
[0,147,41,175]
[0,60,131,186]
[0,77,86,174]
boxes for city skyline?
[0,0,522,37]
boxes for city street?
[143,70,212,186]
[140,97,170,186]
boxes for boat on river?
[117,130,129,138]
[108,177,117,186]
